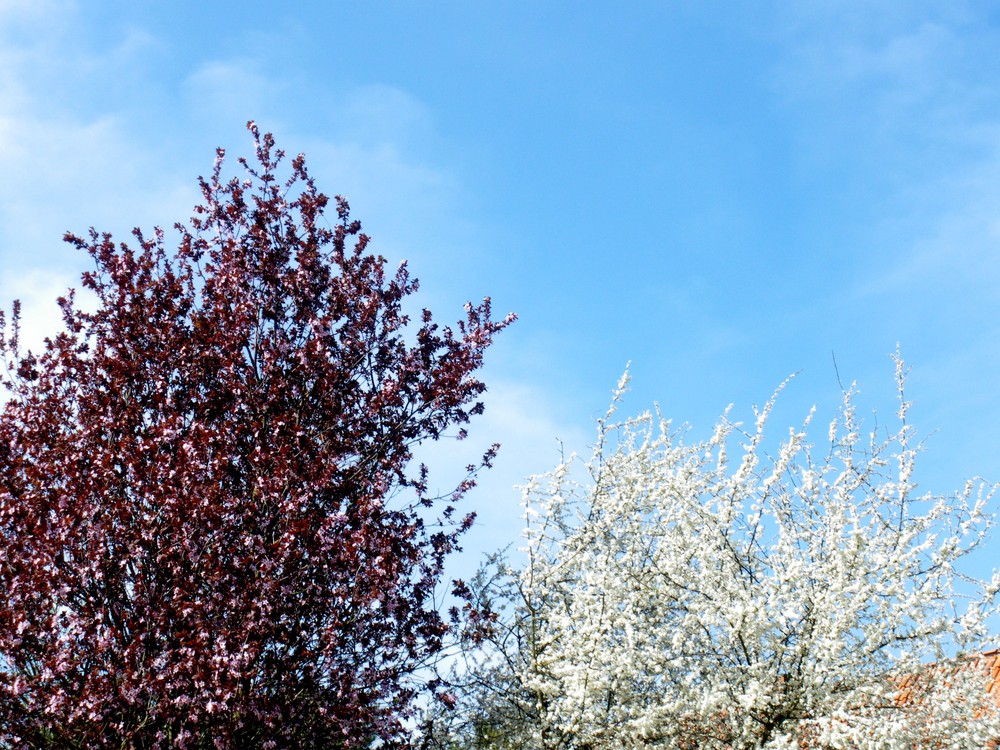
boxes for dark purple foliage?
[0,123,514,749]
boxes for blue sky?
[3,0,1000,581]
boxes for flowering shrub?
[0,123,513,748]
[427,361,1000,749]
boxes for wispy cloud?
[762,2,1000,498]
[181,60,289,137]
[414,376,591,564]
[768,4,1000,311]
[0,2,195,271]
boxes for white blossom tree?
[425,356,1000,749]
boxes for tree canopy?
[0,123,513,748]
[427,361,1000,749]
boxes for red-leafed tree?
[0,123,514,749]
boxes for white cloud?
[415,376,590,577]
[181,60,286,132]
[0,1,198,278]
[769,4,1000,297]
[762,7,1000,558]
[0,0,68,21]
[339,84,436,147]
[177,66,475,277]
[0,269,76,353]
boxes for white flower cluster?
[434,357,1000,750]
